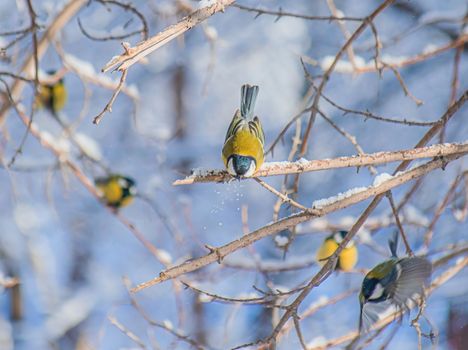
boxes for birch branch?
[173,142,468,185]
[101,0,236,73]
[132,152,465,292]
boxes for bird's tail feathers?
[389,231,399,258]
[240,84,259,119]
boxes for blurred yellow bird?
[316,231,358,272]
[95,175,137,209]
[222,84,265,178]
[36,70,67,115]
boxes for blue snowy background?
[0,0,467,349]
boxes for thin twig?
[253,177,308,211]
[316,107,378,175]
[232,4,364,22]
[108,315,147,349]
[383,63,424,106]
[387,191,413,255]
[93,69,128,124]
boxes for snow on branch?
[173,142,468,185]
[132,152,466,292]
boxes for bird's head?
[333,230,355,248]
[227,155,256,178]
[117,176,137,196]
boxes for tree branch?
[132,152,465,292]
[173,142,468,185]
[101,0,236,73]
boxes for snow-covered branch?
[173,142,468,185]
[132,152,465,292]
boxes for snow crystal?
[422,44,438,54]
[453,209,466,222]
[63,53,96,76]
[307,217,329,231]
[14,203,43,231]
[237,292,261,299]
[307,336,327,348]
[126,84,140,99]
[335,9,344,19]
[357,228,372,243]
[272,285,290,293]
[157,249,173,265]
[403,205,430,226]
[263,160,292,168]
[56,137,71,155]
[109,25,131,37]
[163,320,173,330]
[197,0,217,9]
[311,295,329,307]
[204,26,218,40]
[0,317,13,349]
[45,289,96,340]
[199,293,214,303]
[40,131,71,154]
[75,133,102,161]
[296,157,309,165]
[373,172,393,187]
[338,215,355,227]
[320,55,366,73]
[39,131,54,146]
[418,10,462,24]
[380,54,408,65]
[312,187,367,208]
[190,168,224,177]
[274,235,289,247]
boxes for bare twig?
[298,0,397,160]
[326,0,358,70]
[108,315,147,349]
[302,58,434,127]
[387,191,413,255]
[233,4,364,22]
[78,0,148,41]
[93,69,128,124]
[316,107,378,175]
[383,63,424,106]
[253,177,308,212]
[423,174,462,248]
